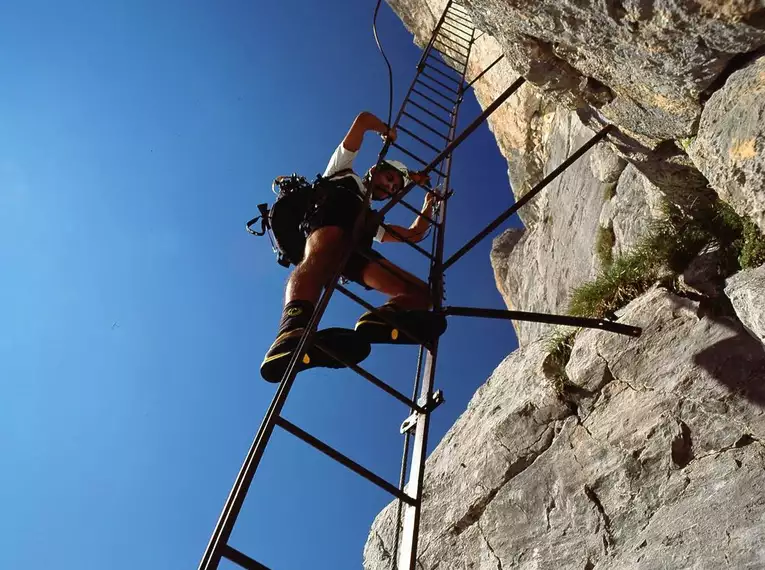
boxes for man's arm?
[381,192,438,244]
[342,111,397,152]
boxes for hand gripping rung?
[276,416,417,506]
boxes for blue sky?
[0,1,523,568]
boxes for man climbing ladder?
[260,110,448,383]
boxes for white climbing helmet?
[368,159,410,186]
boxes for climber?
[260,111,447,383]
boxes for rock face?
[490,108,611,345]
[463,0,765,142]
[726,265,765,344]
[367,2,765,568]
[364,289,765,569]
[689,55,765,233]
[600,164,663,258]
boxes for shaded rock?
[679,245,725,298]
[464,0,765,141]
[689,55,765,232]
[590,141,627,183]
[490,109,607,345]
[602,164,663,257]
[726,265,765,343]
[366,289,765,570]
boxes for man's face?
[370,168,404,200]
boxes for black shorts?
[306,185,384,289]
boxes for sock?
[278,300,314,337]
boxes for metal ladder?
[199,2,641,569]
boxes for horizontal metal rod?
[443,16,473,34]
[440,22,472,43]
[449,3,470,15]
[313,342,427,413]
[414,81,457,108]
[391,142,447,178]
[402,111,449,140]
[434,39,468,59]
[406,99,452,128]
[276,416,417,505]
[433,34,470,57]
[412,87,454,115]
[444,12,473,28]
[392,191,439,225]
[432,47,467,67]
[421,70,461,95]
[425,51,465,73]
[221,545,272,570]
[442,124,612,271]
[381,222,437,260]
[467,54,504,88]
[398,124,443,155]
[443,306,643,337]
[423,62,462,85]
[336,283,431,349]
[473,30,485,42]
[435,32,471,52]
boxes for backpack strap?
[245,203,271,236]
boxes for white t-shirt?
[323,143,386,242]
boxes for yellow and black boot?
[260,301,371,383]
[355,304,447,346]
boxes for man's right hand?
[343,111,396,152]
[380,127,397,144]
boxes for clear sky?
[0,1,523,568]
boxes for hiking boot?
[260,327,372,383]
[355,305,447,346]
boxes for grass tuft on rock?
[543,330,577,392]
[596,225,616,268]
[569,199,765,319]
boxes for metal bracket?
[400,390,445,434]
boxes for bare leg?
[358,257,431,310]
[285,226,347,304]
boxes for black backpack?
[246,170,358,268]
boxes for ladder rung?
[444,15,473,34]
[401,111,449,140]
[221,545,272,570]
[391,142,448,177]
[381,221,438,260]
[413,85,455,113]
[398,125,443,154]
[396,195,439,225]
[423,63,462,85]
[449,5,471,18]
[426,51,467,75]
[431,47,467,67]
[421,70,461,96]
[314,340,427,411]
[275,416,417,506]
[437,35,471,54]
[441,22,473,43]
[434,39,468,59]
[436,31,471,51]
[406,99,452,127]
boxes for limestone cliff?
[365,1,765,568]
